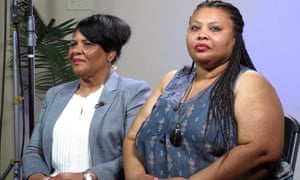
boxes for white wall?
[1,0,299,178]
[42,0,300,119]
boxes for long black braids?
[194,0,257,154]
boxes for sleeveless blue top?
[135,66,248,178]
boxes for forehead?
[72,30,87,40]
[191,7,232,25]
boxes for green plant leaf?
[16,0,77,98]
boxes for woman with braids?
[123,0,293,179]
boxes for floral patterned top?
[135,65,293,179]
[135,66,243,178]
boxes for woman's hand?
[136,174,157,180]
[28,173,51,180]
[50,172,83,180]
[136,174,187,180]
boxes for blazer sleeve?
[22,81,79,179]
[123,80,151,133]
[22,89,53,179]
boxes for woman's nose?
[70,45,83,54]
[197,31,208,40]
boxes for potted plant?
[16,0,77,98]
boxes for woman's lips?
[72,58,84,65]
[195,44,209,51]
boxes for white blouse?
[51,86,103,176]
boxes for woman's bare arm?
[187,70,284,180]
[123,71,176,180]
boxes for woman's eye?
[68,41,96,49]
[84,42,95,47]
[190,25,200,31]
[69,42,76,48]
[210,26,221,32]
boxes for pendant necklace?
[170,75,196,147]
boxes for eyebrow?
[190,20,222,26]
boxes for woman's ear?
[107,51,117,62]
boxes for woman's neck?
[76,78,105,97]
[195,61,229,81]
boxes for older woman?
[22,14,150,180]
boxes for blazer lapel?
[89,71,120,152]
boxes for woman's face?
[68,30,114,79]
[186,7,235,70]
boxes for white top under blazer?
[51,86,103,176]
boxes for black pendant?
[170,123,182,147]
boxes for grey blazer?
[22,70,151,179]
